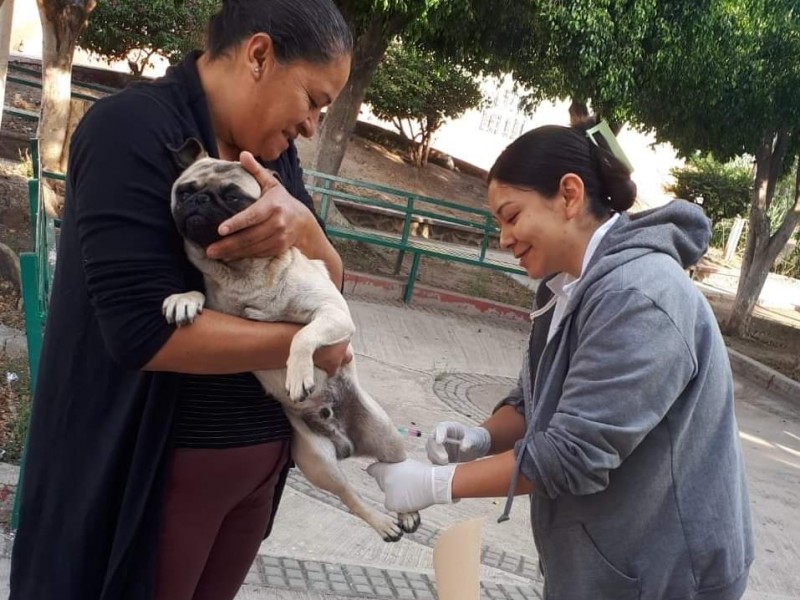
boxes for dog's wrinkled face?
[300,374,360,459]
[169,138,261,248]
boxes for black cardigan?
[10,52,314,600]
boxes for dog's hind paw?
[380,521,404,543]
[162,291,206,327]
[397,511,421,534]
[365,511,404,543]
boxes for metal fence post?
[403,253,421,304]
[479,215,492,261]
[13,251,43,530]
[394,196,415,275]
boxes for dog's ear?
[168,137,208,171]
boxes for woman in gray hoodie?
[368,124,753,599]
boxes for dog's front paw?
[162,291,206,327]
[285,356,316,403]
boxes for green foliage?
[768,160,799,232]
[667,154,753,223]
[366,43,483,166]
[766,163,800,277]
[632,0,800,161]
[419,1,661,124]
[773,232,800,278]
[523,1,659,125]
[80,0,219,76]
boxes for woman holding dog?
[11,1,353,599]
[368,124,754,599]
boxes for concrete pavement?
[0,297,798,599]
[251,298,800,599]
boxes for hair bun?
[607,178,637,211]
[589,143,636,212]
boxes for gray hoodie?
[498,202,753,600]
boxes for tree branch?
[767,155,800,257]
[766,128,792,206]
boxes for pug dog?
[162,138,420,541]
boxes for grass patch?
[0,356,32,464]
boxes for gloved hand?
[367,459,456,513]
[426,421,491,465]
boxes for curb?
[343,271,530,323]
[727,347,800,403]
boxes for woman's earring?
[254,66,261,75]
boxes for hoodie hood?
[572,200,711,301]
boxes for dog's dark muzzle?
[173,187,256,248]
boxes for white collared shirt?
[546,214,620,341]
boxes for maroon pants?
[154,440,291,600]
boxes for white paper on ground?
[433,517,485,600]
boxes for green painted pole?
[403,253,421,304]
[12,252,43,530]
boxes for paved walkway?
[1,298,798,599]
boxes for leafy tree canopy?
[79,0,218,76]
[365,42,483,166]
[632,0,800,162]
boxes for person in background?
[11,1,353,599]
[368,124,753,600]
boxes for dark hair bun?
[591,144,637,211]
[608,178,637,211]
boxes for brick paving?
[243,555,541,600]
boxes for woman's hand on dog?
[207,151,318,261]
[312,340,353,376]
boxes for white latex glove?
[426,421,491,465]
[367,459,456,513]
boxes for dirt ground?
[295,135,490,212]
[0,72,798,384]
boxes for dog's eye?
[319,408,332,420]
[221,184,242,199]
[179,190,193,202]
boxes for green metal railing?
[303,168,524,301]
[3,62,112,123]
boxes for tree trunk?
[569,99,591,126]
[0,0,13,134]
[36,0,95,178]
[127,60,143,78]
[417,125,434,168]
[311,14,406,226]
[314,14,405,176]
[725,130,798,336]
